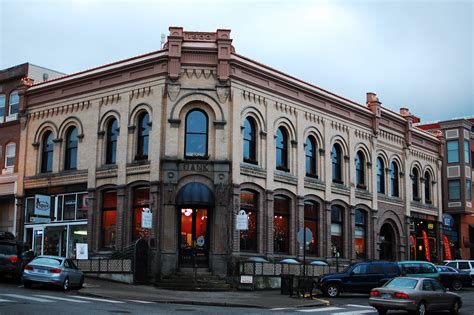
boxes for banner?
[422,230,430,262]
[443,234,452,260]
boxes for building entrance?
[380,223,396,261]
[179,208,209,267]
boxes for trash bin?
[280,274,294,295]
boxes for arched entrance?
[176,182,214,268]
[379,223,397,261]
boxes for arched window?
[275,127,288,171]
[331,205,343,258]
[106,118,118,164]
[9,90,19,116]
[274,195,290,253]
[185,110,208,158]
[305,136,317,177]
[136,112,150,160]
[424,171,432,204]
[355,209,366,259]
[64,127,78,170]
[412,168,420,201]
[41,131,54,173]
[390,162,399,197]
[304,201,318,256]
[377,157,385,194]
[0,94,5,122]
[132,187,150,241]
[5,142,16,168]
[240,190,258,252]
[243,117,257,164]
[355,151,365,188]
[101,190,117,249]
[331,144,342,183]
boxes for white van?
[445,260,474,281]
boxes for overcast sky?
[1,0,472,123]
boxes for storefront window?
[132,187,150,241]
[331,205,343,257]
[76,193,88,219]
[63,194,76,220]
[355,209,366,259]
[273,195,290,253]
[101,191,117,249]
[304,201,318,256]
[240,190,258,252]
[68,225,87,259]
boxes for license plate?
[382,293,391,299]
[35,269,47,274]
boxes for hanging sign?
[236,210,248,230]
[422,230,431,262]
[34,194,51,216]
[443,234,453,260]
[76,243,88,260]
[141,208,152,229]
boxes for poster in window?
[34,194,50,216]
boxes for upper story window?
[243,117,257,164]
[41,131,54,173]
[8,91,19,116]
[424,171,432,204]
[136,112,150,160]
[65,127,78,170]
[448,180,460,201]
[5,143,16,168]
[355,151,365,188]
[376,157,385,194]
[0,94,5,122]
[464,139,470,164]
[185,110,208,158]
[466,179,472,201]
[390,161,399,197]
[447,140,459,163]
[106,118,118,164]
[305,136,317,177]
[412,168,420,201]
[331,144,343,183]
[275,127,288,171]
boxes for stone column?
[324,201,332,258]
[349,205,356,260]
[88,189,99,252]
[266,190,274,258]
[116,185,126,250]
[296,196,305,257]
[372,209,379,259]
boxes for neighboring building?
[418,117,474,259]
[17,27,442,280]
[0,63,64,236]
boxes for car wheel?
[23,281,32,289]
[78,276,84,289]
[451,279,463,291]
[324,283,340,297]
[450,299,460,315]
[416,301,426,315]
[376,308,387,315]
[62,277,70,291]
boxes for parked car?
[0,233,33,281]
[397,261,440,279]
[436,265,472,291]
[445,260,474,281]
[22,256,84,291]
[317,261,401,297]
[369,277,462,315]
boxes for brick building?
[16,28,442,279]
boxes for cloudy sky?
[1,0,472,122]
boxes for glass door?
[179,208,209,267]
[32,226,44,256]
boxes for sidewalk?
[79,277,329,309]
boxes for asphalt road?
[0,279,473,315]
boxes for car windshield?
[342,263,356,273]
[385,278,418,289]
[0,243,16,255]
[31,257,62,266]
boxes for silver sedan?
[369,277,462,315]
[22,256,84,291]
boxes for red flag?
[422,230,430,262]
[443,234,452,260]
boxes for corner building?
[18,28,442,279]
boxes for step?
[154,282,232,291]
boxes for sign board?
[197,235,205,247]
[31,217,51,224]
[297,227,313,245]
[443,213,454,229]
[34,229,43,236]
[76,243,88,260]
[240,275,253,284]
[34,194,50,216]
[141,208,152,229]
[236,210,248,230]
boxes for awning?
[176,182,214,206]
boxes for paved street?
[0,279,473,314]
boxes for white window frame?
[8,91,19,117]
[5,143,15,169]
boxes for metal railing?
[239,261,337,277]
[74,258,133,274]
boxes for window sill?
[306,173,318,179]
[276,166,290,172]
[5,114,18,122]
[332,179,344,185]
[184,154,210,160]
[356,184,367,190]
[243,159,258,165]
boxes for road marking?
[0,299,14,303]
[298,307,344,312]
[0,294,54,303]
[73,296,125,303]
[332,310,374,315]
[34,295,91,303]
[271,308,292,311]
[345,304,374,309]
[126,299,155,304]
